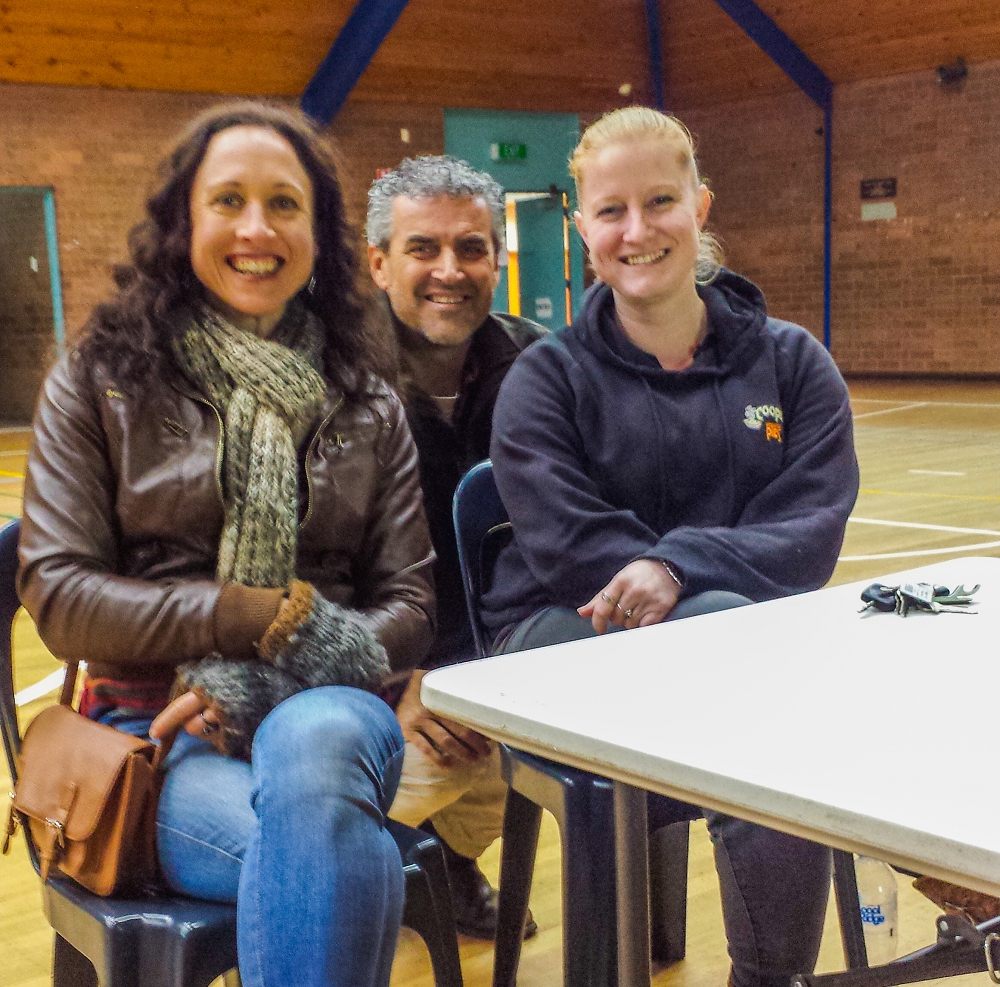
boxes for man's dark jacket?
[394,310,547,670]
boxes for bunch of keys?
[859,582,979,616]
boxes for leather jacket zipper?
[301,395,344,530]
[171,384,226,511]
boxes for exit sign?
[490,142,527,161]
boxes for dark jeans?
[498,593,831,987]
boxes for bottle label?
[860,905,886,926]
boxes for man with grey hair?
[368,155,546,940]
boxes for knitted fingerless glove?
[172,657,302,763]
[257,580,390,691]
[171,582,389,762]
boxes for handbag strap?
[59,661,79,707]
[59,661,181,775]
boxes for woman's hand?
[578,559,681,634]
[150,689,227,755]
[395,670,493,767]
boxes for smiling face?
[368,193,501,348]
[574,136,711,310]
[189,125,316,335]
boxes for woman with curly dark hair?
[18,102,435,987]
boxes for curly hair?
[570,106,724,285]
[366,155,506,253]
[78,101,385,395]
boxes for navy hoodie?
[481,269,859,641]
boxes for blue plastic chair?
[1,518,463,987]
[453,460,699,987]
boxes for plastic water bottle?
[855,855,898,964]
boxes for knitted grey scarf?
[171,302,391,761]
[175,302,327,588]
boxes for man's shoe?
[431,830,538,941]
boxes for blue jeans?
[110,687,406,987]
[500,593,832,987]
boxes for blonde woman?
[483,107,858,987]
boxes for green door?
[0,188,63,424]
[515,195,567,330]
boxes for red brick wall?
[0,82,443,350]
[1,63,997,390]
[681,91,827,343]
[0,85,220,349]
[680,57,1000,376]
[829,62,1000,375]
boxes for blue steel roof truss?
[300,0,411,126]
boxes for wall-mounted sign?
[534,297,553,320]
[861,202,897,222]
[491,142,527,162]
[860,178,897,200]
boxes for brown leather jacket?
[18,353,436,686]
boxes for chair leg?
[53,933,98,987]
[649,822,690,966]
[493,789,543,987]
[403,861,464,987]
[833,848,869,969]
[562,779,617,987]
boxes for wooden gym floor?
[2,378,999,987]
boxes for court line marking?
[852,399,921,405]
[908,469,966,477]
[839,539,1000,562]
[849,517,1000,537]
[851,399,1000,409]
[853,402,928,420]
[859,488,1000,503]
[0,451,27,458]
[14,668,68,707]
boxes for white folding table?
[422,556,1000,987]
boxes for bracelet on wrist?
[661,560,685,590]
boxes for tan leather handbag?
[4,662,174,897]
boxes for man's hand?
[150,689,226,755]
[396,669,492,768]
[578,559,681,634]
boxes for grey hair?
[366,155,506,250]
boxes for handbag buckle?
[2,793,18,855]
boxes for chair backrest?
[1,518,22,785]
[452,460,511,659]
